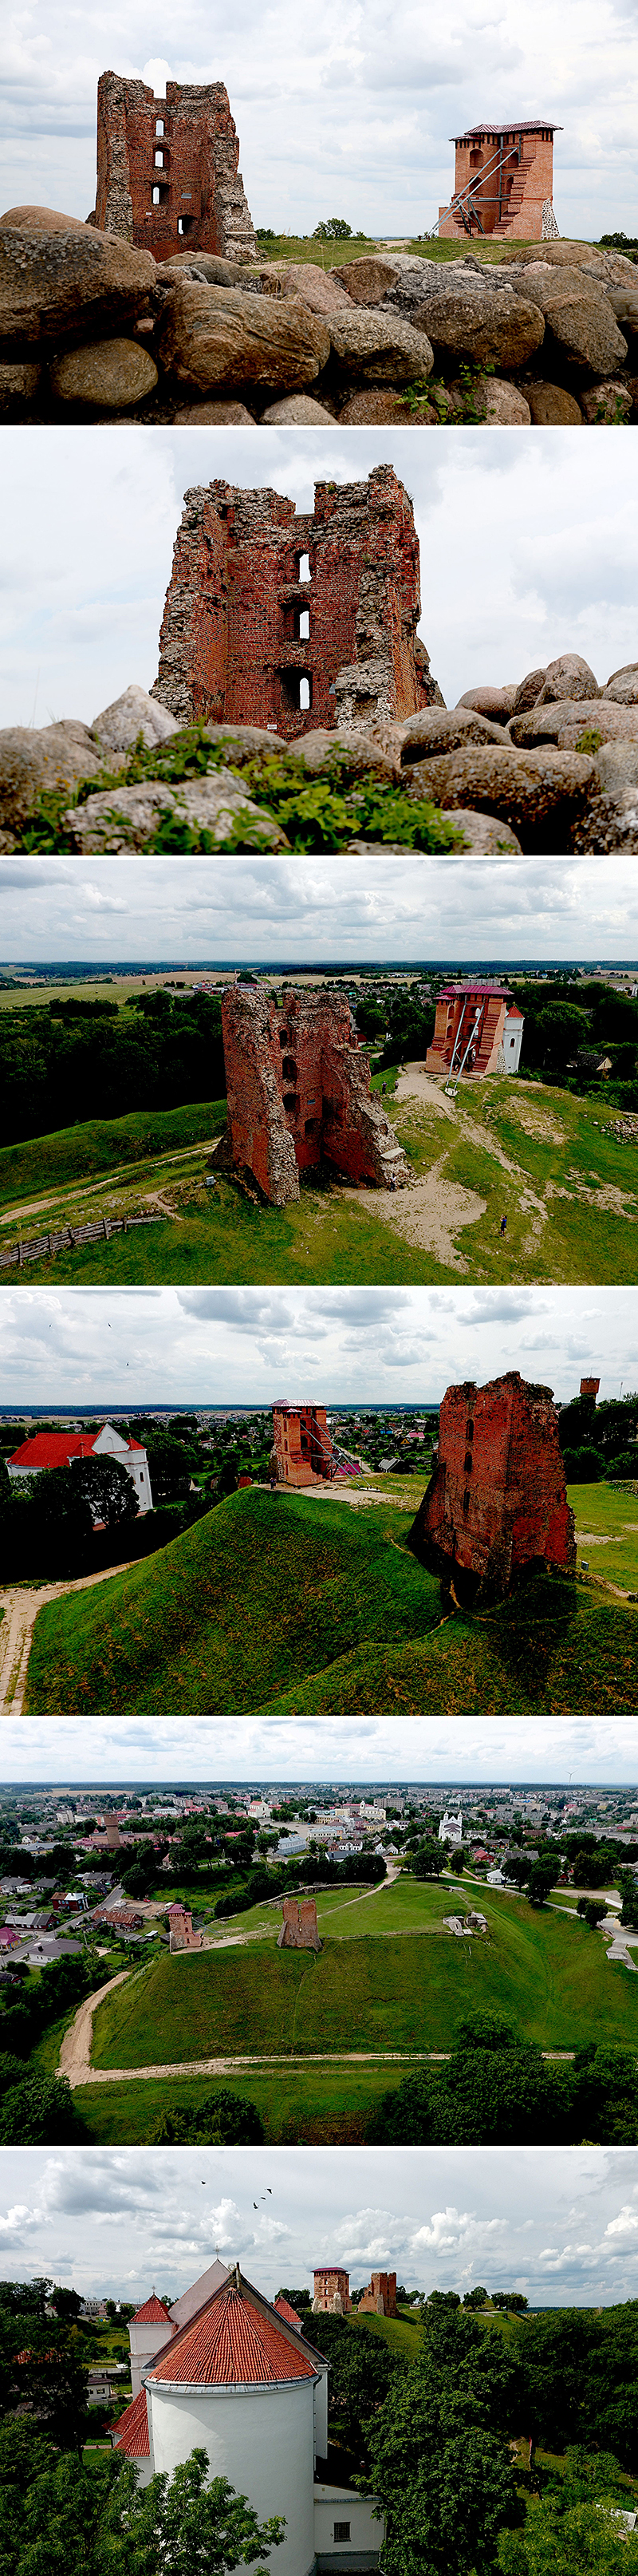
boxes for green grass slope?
[91,1892,638,2068]
[0,1100,224,1214]
[23,1488,638,1716]
[3,1078,637,1288]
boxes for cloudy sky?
[2,0,637,239]
[2,1282,636,1409]
[3,852,638,966]
[6,1709,638,1781]
[2,428,638,735]
[1,2143,637,2308]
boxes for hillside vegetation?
[23,1487,638,1716]
[4,1074,636,1286]
[90,1885,638,2068]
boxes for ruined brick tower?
[277,1897,321,1951]
[219,982,408,1203]
[95,72,256,263]
[271,1405,334,1488]
[153,468,439,740]
[439,121,560,242]
[408,1370,577,1607]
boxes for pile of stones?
[3,658,638,854]
[2,207,637,425]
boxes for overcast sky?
[4,853,638,966]
[5,1712,638,1782]
[1,2143,637,2308]
[2,429,638,733]
[2,1282,636,1409]
[2,0,637,239]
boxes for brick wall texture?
[220,982,408,1203]
[408,1369,577,1606]
[95,72,256,263]
[152,467,436,737]
[277,1897,321,1950]
[358,2273,398,2317]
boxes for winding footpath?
[0,1561,134,1717]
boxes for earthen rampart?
[153,468,437,738]
[220,982,408,1201]
[95,72,256,264]
[408,1369,577,1605]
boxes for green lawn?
[23,1486,638,1716]
[570,1482,638,1586]
[90,1886,638,2071]
[5,1077,637,1286]
[73,2057,409,2144]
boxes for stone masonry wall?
[220,982,408,1201]
[95,73,256,264]
[153,468,434,739]
[408,1369,577,1606]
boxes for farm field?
[3,1074,638,1286]
[89,1883,638,2071]
[22,1485,638,1717]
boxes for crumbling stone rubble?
[2,202,637,421]
[408,1369,577,1607]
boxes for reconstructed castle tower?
[153,468,439,739]
[425,981,524,1081]
[439,121,560,242]
[94,72,257,263]
[220,982,408,1203]
[408,1369,577,1606]
[271,1405,334,1488]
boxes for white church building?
[438,1809,463,1847]
[7,1420,153,1515]
[115,2259,382,2574]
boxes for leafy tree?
[313,216,352,238]
[307,2317,395,2459]
[73,1457,140,1529]
[411,1837,446,1879]
[527,1862,556,1907]
[463,2287,489,2309]
[152,2088,265,2144]
[0,2438,285,2576]
[0,2308,91,2455]
[498,2491,638,2574]
[577,1898,608,1928]
[364,2305,522,2575]
[0,2073,82,2145]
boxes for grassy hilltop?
[23,1485,638,1716]
[2,1074,637,1287]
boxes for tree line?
[1,990,226,1145]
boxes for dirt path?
[0,1138,218,1231]
[0,1560,135,1716]
[370,1160,487,1270]
[59,1972,131,2082]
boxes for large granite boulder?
[156,279,330,391]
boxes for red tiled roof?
[112,2389,150,2457]
[274,2297,302,2327]
[148,2277,317,2388]
[132,2294,173,2325]
[9,1429,144,1468]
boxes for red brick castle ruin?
[277,1896,321,1951]
[439,121,560,243]
[95,73,256,263]
[358,2274,397,2317]
[153,468,438,739]
[219,982,408,1203]
[408,1370,577,1607]
[271,1405,334,1488]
